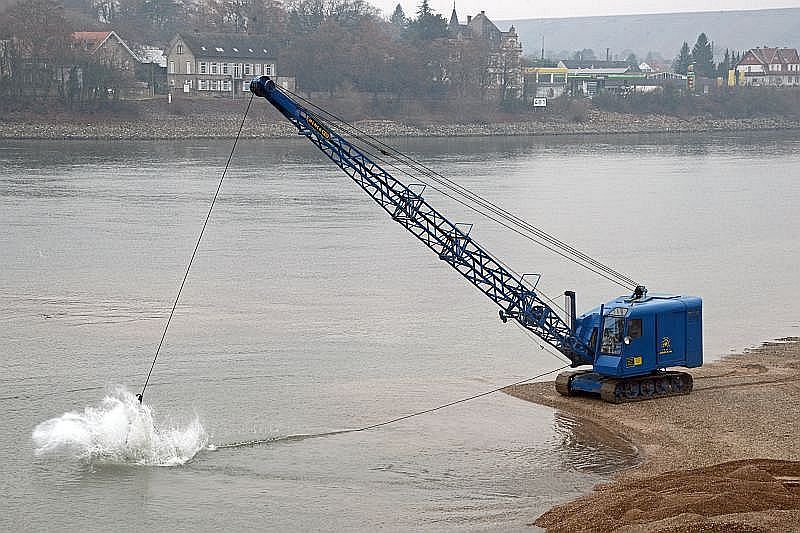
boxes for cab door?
[623,314,655,372]
[656,311,685,367]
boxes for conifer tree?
[691,33,715,78]
[389,3,406,28]
[673,41,692,74]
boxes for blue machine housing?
[573,294,703,380]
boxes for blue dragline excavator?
[250,76,703,403]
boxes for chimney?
[467,15,472,23]
[481,10,485,15]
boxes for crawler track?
[556,370,693,403]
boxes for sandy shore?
[505,338,800,532]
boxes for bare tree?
[0,0,74,101]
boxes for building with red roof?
[72,31,139,72]
[735,47,800,87]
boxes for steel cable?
[278,85,639,290]
[138,94,255,403]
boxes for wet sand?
[506,338,800,532]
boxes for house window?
[222,80,231,91]
[242,81,250,92]
[244,63,252,76]
[264,64,273,76]
[186,61,191,74]
[169,78,175,87]
[211,63,218,74]
[234,64,241,78]
[169,61,175,74]
[177,44,183,54]
[211,79,220,91]
[255,64,261,75]
[198,79,208,91]
[222,63,229,75]
[199,62,207,74]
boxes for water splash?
[32,386,207,466]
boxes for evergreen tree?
[389,3,406,28]
[691,32,715,78]
[672,41,691,74]
[407,0,446,41]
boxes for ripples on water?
[3,133,799,530]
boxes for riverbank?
[506,339,800,532]
[2,107,800,140]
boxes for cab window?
[601,317,624,354]
[628,318,643,339]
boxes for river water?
[2,132,799,531]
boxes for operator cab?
[574,294,702,377]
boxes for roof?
[524,67,568,74]
[73,31,112,53]
[177,32,277,59]
[469,11,502,40]
[449,6,459,27]
[738,47,800,66]
[560,60,632,70]
[72,31,139,61]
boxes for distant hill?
[500,8,800,62]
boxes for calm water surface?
[1,132,799,531]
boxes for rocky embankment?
[506,339,800,532]
[2,108,800,139]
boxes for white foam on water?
[32,386,207,466]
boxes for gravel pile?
[535,460,800,533]
[506,339,800,532]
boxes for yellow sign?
[659,337,673,355]
[626,356,643,367]
[306,115,331,140]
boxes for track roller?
[600,371,693,403]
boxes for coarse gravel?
[2,109,800,139]
[505,338,800,532]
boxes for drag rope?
[215,362,571,450]
[138,94,254,403]
[353,363,570,432]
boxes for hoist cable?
[329,122,635,291]
[346,138,632,290]
[279,86,639,290]
[288,94,637,290]
[137,94,254,403]
[285,99,634,290]
[343,119,639,290]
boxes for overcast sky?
[373,1,800,20]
